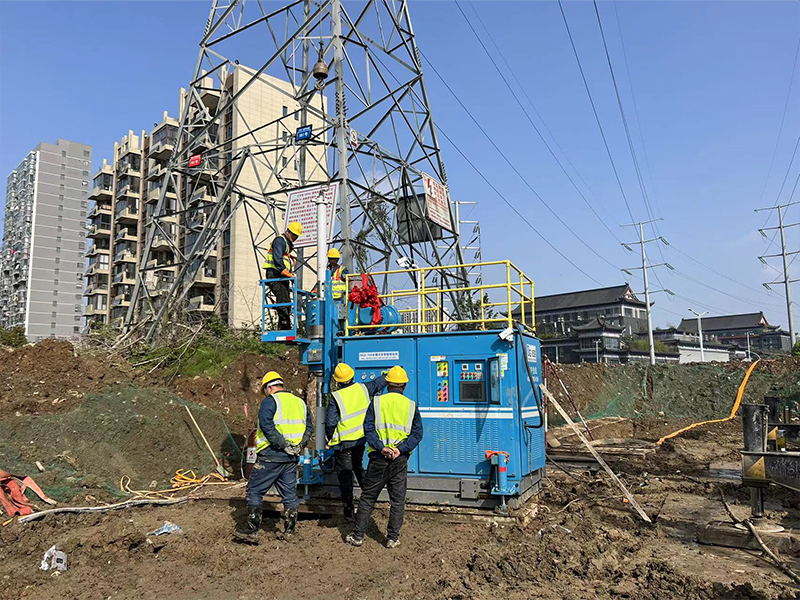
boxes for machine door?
[516,336,545,475]
[417,353,513,477]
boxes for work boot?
[283,509,298,537]
[345,533,363,547]
[386,537,400,549]
[343,502,355,523]
[234,505,262,544]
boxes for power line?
[421,48,621,275]
[756,36,800,206]
[452,0,623,246]
[556,0,636,224]
[436,125,603,287]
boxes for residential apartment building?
[1,139,92,341]
[85,66,326,329]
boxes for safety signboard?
[421,172,452,231]
[296,125,312,141]
[285,183,339,249]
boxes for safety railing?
[260,276,314,342]
[345,260,534,335]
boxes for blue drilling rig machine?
[259,210,544,511]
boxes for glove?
[281,269,294,278]
[284,444,301,456]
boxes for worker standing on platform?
[263,222,302,330]
[327,248,348,302]
[346,366,423,549]
[235,371,312,543]
[326,363,387,522]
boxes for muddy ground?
[2,419,800,599]
[3,343,800,598]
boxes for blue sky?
[1,1,798,329]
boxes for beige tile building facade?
[85,67,327,329]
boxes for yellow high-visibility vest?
[331,265,347,300]
[367,392,415,454]
[329,383,370,446]
[263,234,294,273]
[255,391,307,451]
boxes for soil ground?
[2,342,800,598]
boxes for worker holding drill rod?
[346,366,423,549]
[326,363,387,522]
[263,221,302,331]
[235,371,312,543]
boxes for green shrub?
[0,326,27,348]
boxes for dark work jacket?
[257,392,313,463]
[325,375,387,450]
[363,396,423,458]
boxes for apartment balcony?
[111,294,131,308]
[85,244,110,258]
[194,269,217,286]
[89,185,113,201]
[84,282,109,296]
[113,271,136,285]
[200,87,221,111]
[86,262,109,276]
[149,138,175,162]
[85,304,105,316]
[146,163,166,182]
[151,232,177,251]
[114,249,137,264]
[187,295,215,312]
[117,162,141,177]
[88,222,112,238]
[145,259,176,273]
[146,276,175,296]
[189,189,214,206]
[188,131,215,153]
[116,226,138,241]
[88,203,112,219]
[188,212,209,231]
[147,184,176,204]
[115,181,141,199]
[115,204,139,224]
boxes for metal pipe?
[742,404,768,453]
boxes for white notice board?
[421,172,453,231]
[285,183,339,249]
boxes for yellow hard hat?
[327,248,341,260]
[261,371,283,390]
[386,366,409,385]
[333,363,355,383]
[287,221,303,237]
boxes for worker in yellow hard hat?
[326,362,387,522]
[346,365,423,549]
[263,222,303,330]
[235,370,312,544]
[326,247,349,302]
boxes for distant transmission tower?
[757,200,798,346]
[126,0,466,339]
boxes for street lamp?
[688,309,708,362]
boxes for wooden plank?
[540,383,652,524]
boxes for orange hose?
[656,359,760,445]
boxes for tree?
[793,339,800,357]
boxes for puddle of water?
[705,468,740,481]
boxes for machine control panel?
[435,361,450,402]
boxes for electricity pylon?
[126,0,467,339]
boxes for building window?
[282,106,288,116]
[59,205,63,212]
[58,215,63,222]
[62,150,67,157]
[294,111,299,121]
[84,150,90,157]
[74,326,80,333]
[60,174,65,180]
[61,164,66,170]
[75,294,81,299]
[54,279,59,285]
[282,157,287,167]
[58,226,62,232]
[77,262,82,269]
[53,290,58,296]
[52,312,57,318]
[59,194,64,201]
[52,301,58,307]
[82,181,88,186]
[54,268,59,275]
[57,236,61,242]
[51,323,56,329]
[82,170,89,176]
[81,201,87,208]
[60,184,64,190]
[55,257,60,264]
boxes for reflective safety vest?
[255,391,307,451]
[263,234,294,273]
[328,383,370,446]
[367,392,416,454]
[331,265,347,301]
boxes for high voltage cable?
[435,125,603,287]
[464,0,623,239]
[556,0,636,224]
[756,36,800,206]
[451,0,624,247]
[421,50,621,275]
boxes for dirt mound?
[0,340,137,418]
[0,385,238,503]
[162,348,312,432]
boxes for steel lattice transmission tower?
[125,0,468,338]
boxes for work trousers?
[334,444,365,506]
[353,454,409,542]
[266,268,291,328]
[245,459,300,511]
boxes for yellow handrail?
[345,260,535,334]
